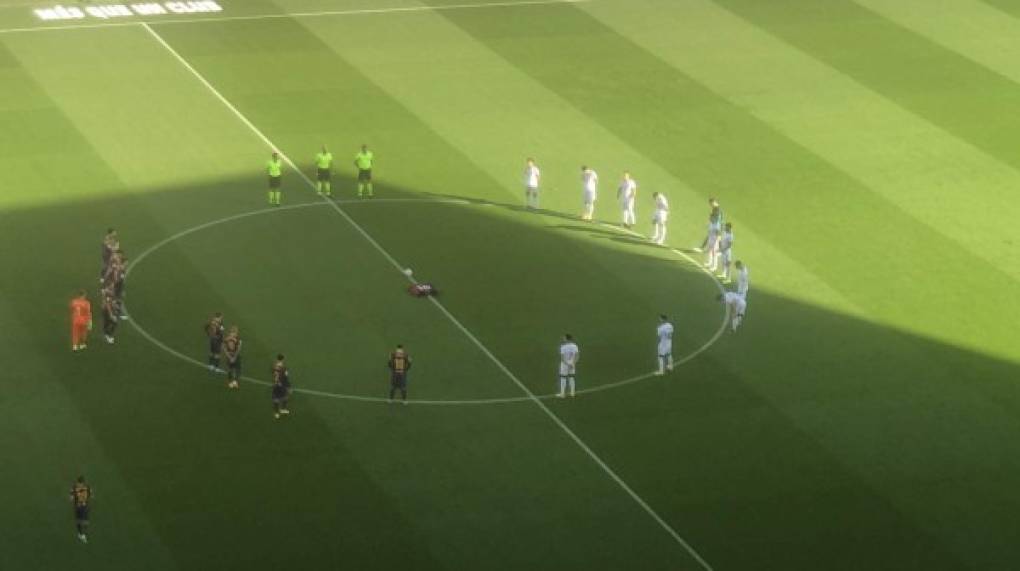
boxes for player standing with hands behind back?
[355,144,374,198]
[656,314,674,375]
[69,290,92,352]
[315,145,333,197]
[267,152,283,206]
[557,334,579,398]
[388,345,411,403]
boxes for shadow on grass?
[2,172,1018,571]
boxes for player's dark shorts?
[317,168,331,182]
[227,357,242,379]
[390,372,407,388]
[272,383,288,403]
[209,338,223,355]
[75,505,89,522]
[268,175,281,189]
[358,169,372,182]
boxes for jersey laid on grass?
[657,322,674,354]
[525,165,540,188]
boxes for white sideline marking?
[142,21,713,569]
[0,0,589,34]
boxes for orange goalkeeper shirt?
[70,298,91,324]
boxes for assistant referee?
[355,144,374,198]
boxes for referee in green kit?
[354,144,374,198]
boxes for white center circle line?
[124,198,729,405]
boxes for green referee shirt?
[267,158,282,177]
[355,150,374,170]
[316,151,333,169]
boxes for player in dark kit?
[69,476,92,543]
[271,354,292,419]
[101,287,118,344]
[223,326,242,389]
[99,228,118,284]
[205,312,225,372]
[388,344,412,403]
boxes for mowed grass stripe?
[143,20,718,570]
[2,26,278,195]
[712,0,1020,194]
[0,37,125,210]
[584,0,1020,288]
[425,1,1020,363]
[300,7,971,571]
[147,16,724,399]
[293,6,862,319]
[0,300,178,571]
[0,28,448,569]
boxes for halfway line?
[140,20,713,571]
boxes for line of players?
[204,312,415,417]
[530,158,751,395]
[69,229,129,351]
[524,160,745,283]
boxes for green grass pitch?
[2,0,1019,569]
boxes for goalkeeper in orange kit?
[69,290,92,351]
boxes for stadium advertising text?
[35,1,222,21]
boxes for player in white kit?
[696,198,722,252]
[558,334,579,397]
[717,223,734,281]
[524,158,541,209]
[580,166,598,221]
[717,291,747,332]
[655,314,674,375]
[735,260,749,298]
[650,192,669,245]
[617,172,637,229]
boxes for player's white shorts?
[559,362,576,376]
[620,199,635,210]
[657,342,672,357]
[719,250,732,267]
[706,232,719,250]
[583,191,597,205]
[654,210,668,224]
[526,185,538,193]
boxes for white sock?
[657,356,665,373]
[569,377,576,396]
[559,377,566,394]
[667,355,674,369]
